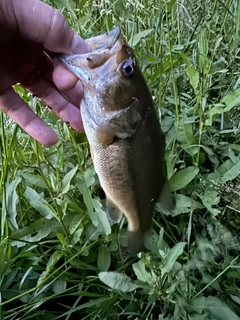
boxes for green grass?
[1,0,240,319]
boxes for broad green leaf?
[188,296,240,320]
[182,145,199,157]
[98,272,139,292]
[181,54,199,91]
[205,103,225,126]
[132,260,152,283]
[187,64,199,90]
[161,242,186,277]
[108,233,119,252]
[19,267,33,290]
[69,214,83,235]
[84,168,95,187]
[165,125,176,149]
[77,181,111,235]
[144,230,159,254]
[176,119,188,144]
[60,165,78,196]
[230,144,240,152]
[169,166,199,191]
[129,29,153,47]
[97,245,111,272]
[201,145,214,156]
[77,179,96,226]
[206,88,240,125]
[56,233,66,245]
[175,118,198,150]
[72,228,84,245]
[12,218,44,246]
[155,194,204,216]
[199,29,209,74]
[226,147,239,163]
[161,115,175,133]
[230,294,240,306]
[85,224,101,241]
[37,251,64,286]
[63,194,85,215]
[53,280,67,294]
[220,159,240,183]
[6,177,21,230]
[24,187,58,220]
[21,172,46,188]
[183,120,196,145]
[217,159,236,176]
[0,269,18,291]
[221,88,240,110]
[93,199,111,235]
[202,190,220,215]
[12,218,62,247]
[206,159,235,184]
[158,228,169,251]
[108,240,118,252]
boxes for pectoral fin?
[106,198,123,223]
[109,100,142,138]
[96,126,115,145]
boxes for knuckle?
[44,8,70,51]
[49,9,67,38]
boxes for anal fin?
[106,198,123,223]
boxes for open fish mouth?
[57,27,123,83]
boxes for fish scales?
[58,27,174,255]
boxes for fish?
[58,27,174,255]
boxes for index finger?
[0,87,58,145]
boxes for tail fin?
[127,230,145,256]
[157,183,176,213]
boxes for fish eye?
[121,60,135,77]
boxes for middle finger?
[38,52,84,107]
[20,69,84,131]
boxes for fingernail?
[71,33,91,54]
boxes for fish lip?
[57,27,123,84]
[87,26,121,50]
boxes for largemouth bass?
[59,27,174,255]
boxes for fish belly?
[82,102,166,254]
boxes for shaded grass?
[0,0,240,319]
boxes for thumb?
[9,0,90,54]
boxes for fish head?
[58,27,148,112]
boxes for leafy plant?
[0,0,239,319]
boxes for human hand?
[0,0,90,145]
